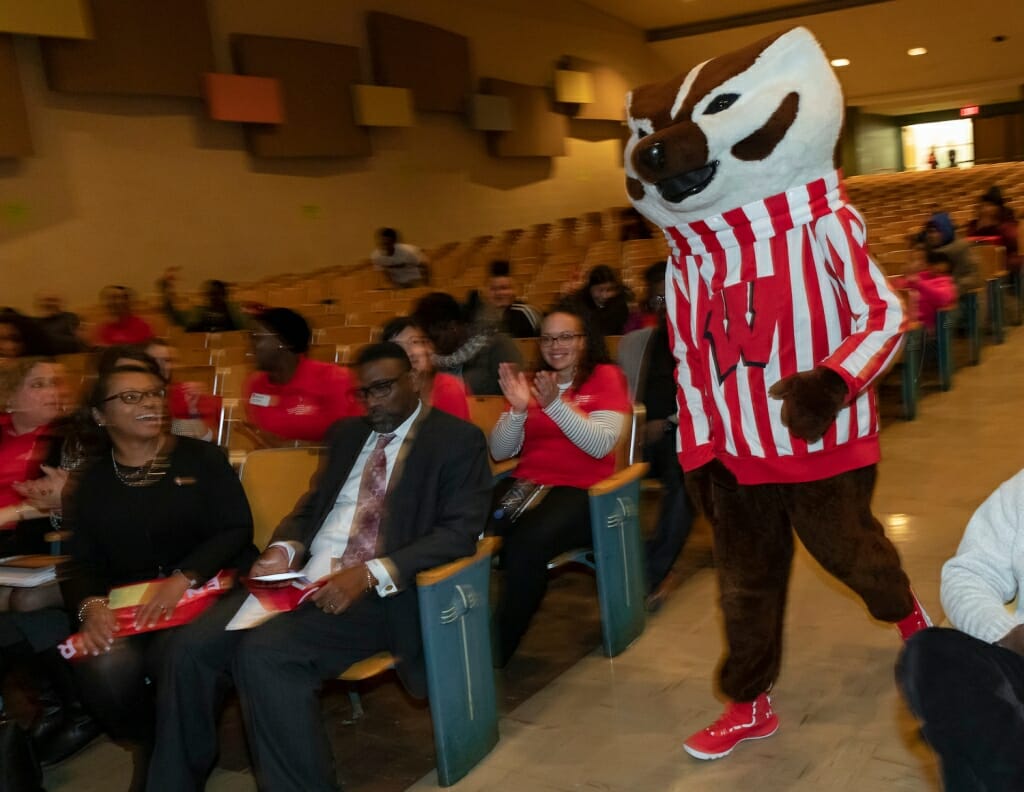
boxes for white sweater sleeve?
[542,399,626,459]
[489,410,525,461]
[940,471,1024,643]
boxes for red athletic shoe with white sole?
[683,692,779,760]
[895,591,932,641]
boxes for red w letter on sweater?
[703,281,779,384]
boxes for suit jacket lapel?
[378,405,431,550]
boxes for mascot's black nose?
[638,141,666,174]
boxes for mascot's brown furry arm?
[624,26,931,761]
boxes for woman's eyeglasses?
[538,333,584,348]
[103,388,167,405]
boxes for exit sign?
[960,105,980,117]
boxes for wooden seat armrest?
[415,537,502,586]
[588,462,650,497]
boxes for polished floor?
[46,324,1024,791]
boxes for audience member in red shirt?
[894,246,959,333]
[243,308,361,444]
[95,286,154,347]
[488,306,631,663]
[624,260,667,333]
[0,358,64,564]
[967,186,1020,272]
[382,317,469,421]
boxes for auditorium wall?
[0,0,670,311]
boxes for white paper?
[225,593,280,631]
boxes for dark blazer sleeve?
[174,443,256,580]
[268,420,353,555]
[383,421,492,589]
[61,470,110,615]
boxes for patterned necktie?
[336,433,396,570]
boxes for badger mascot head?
[625,26,843,229]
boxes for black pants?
[642,430,693,593]
[72,627,174,746]
[147,587,389,792]
[897,627,1024,791]
[492,481,591,664]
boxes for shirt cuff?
[268,541,300,565]
[367,558,399,598]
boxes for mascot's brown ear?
[768,368,849,443]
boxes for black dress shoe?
[0,712,45,792]
[36,709,101,767]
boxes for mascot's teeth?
[656,161,719,203]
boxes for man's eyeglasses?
[103,388,166,405]
[350,376,403,403]
[538,333,584,348]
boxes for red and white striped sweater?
[664,170,906,485]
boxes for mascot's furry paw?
[768,367,848,443]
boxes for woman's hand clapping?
[498,363,531,413]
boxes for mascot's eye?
[704,93,740,115]
[636,129,648,139]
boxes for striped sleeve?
[489,410,525,460]
[665,258,716,472]
[542,400,626,459]
[815,209,907,396]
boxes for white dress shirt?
[297,402,422,594]
[226,405,422,631]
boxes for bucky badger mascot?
[624,27,930,760]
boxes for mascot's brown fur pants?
[706,461,914,702]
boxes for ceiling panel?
[595,0,1024,116]
[578,0,800,30]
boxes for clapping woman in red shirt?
[489,305,631,664]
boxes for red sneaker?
[895,591,932,641]
[683,692,779,760]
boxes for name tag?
[249,393,272,407]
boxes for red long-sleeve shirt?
[664,170,906,485]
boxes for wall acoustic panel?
[470,93,513,131]
[0,0,92,39]
[233,35,370,158]
[555,69,595,105]
[366,12,471,114]
[482,78,566,158]
[204,73,284,124]
[0,35,32,157]
[561,58,629,122]
[40,0,213,96]
[352,85,413,127]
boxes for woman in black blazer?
[63,360,256,789]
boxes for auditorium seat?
[238,447,500,787]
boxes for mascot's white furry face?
[625,27,844,228]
